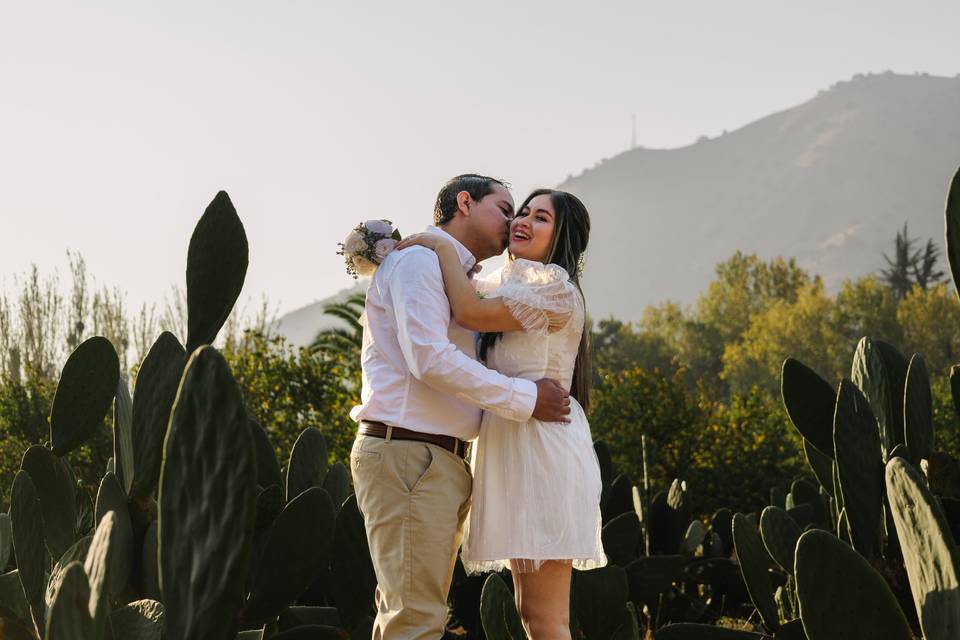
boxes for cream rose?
[342,230,366,255]
[374,238,397,261]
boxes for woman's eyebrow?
[532,208,553,217]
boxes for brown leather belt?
[358,420,469,459]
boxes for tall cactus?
[759,507,801,576]
[49,336,120,457]
[480,573,526,640]
[158,346,256,640]
[286,427,330,502]
[185,190,249,351]
[19,446,76,559]
[243,487,337,624]
[44,561,93,640]
[795,529,911,639]
[885,457,960,638]
[904,353,934,467]
[573,566,629,640]
[113,376,135,495]
[850,338,908,460]
[781,358,836,458]
[944,166,960,298]
[130,331,186,499]
[732,513,778,632]
[833,379,883,557]
[10,470,46,634]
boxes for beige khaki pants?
[350,433,472,640]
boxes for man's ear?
[456,190,472,217]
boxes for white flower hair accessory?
[338,220,402,278]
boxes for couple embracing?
[349,174,606,640]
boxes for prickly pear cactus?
[50,336,120,456]
[0,513,11,571]
[44,561,93,640]
[45,535,92,611]
[109,599,164,640]
[885,457,960,638]
[944,166,960,299]
[158,346,256,640]
[286,427,330,502]
[904,353,934,467]
[480,573,526,639]
[573,566,629,640]
[833,379,883,557]
[795,529,912,639]
[322,461,350,513]
[19,445,76,559]
[185,190,249,351]
[113,376,135,495]
[732,513,778,632]
[759,506,801,576]
[243,487,337,624]
[10,470,46,631]
[130,331,186,499]
[84,510,133,637]
[850,338,908,460]
[781,358,836,458]
[802,439,834,496]
[602,511,641,565]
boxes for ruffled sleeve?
[495,259,576,335]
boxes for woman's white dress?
[461,258,607,574]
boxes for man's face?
[468,183,515,258]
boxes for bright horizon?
[2,1,958,321]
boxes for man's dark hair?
[433,174,507,226]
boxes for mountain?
[564,72,960,321]
[276,72,960,343]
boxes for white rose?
[374,238,397,261]
[342,230,366,255]
[352,255,378,277]
[364,220,393,236]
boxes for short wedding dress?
[461,258,607,574]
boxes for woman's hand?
[394,232,453,253]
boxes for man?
[349,174,572,639]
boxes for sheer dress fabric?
[461,259,607,574]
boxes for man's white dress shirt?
[350,226,538,441]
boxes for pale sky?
[2,1,958,318]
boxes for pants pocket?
[401,443,435,493]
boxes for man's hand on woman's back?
[532,378,572,423]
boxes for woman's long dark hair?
[479,189,593,411]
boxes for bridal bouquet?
[338,220,402,278]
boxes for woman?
[395,189,605,640]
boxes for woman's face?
[509,194,556,262]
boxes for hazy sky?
[2,1,958,319]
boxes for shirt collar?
[425,225,477,274]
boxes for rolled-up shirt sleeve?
[388,249,537,422]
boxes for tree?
[721,281,836,394]
[829,275,902,367]
[695,252,813,346]
[913,239,946,290]
[590,317,674,380]
[897,283,960,375]
[310,293,366,355]
[880,223,945,299]
[225,331,361,465]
